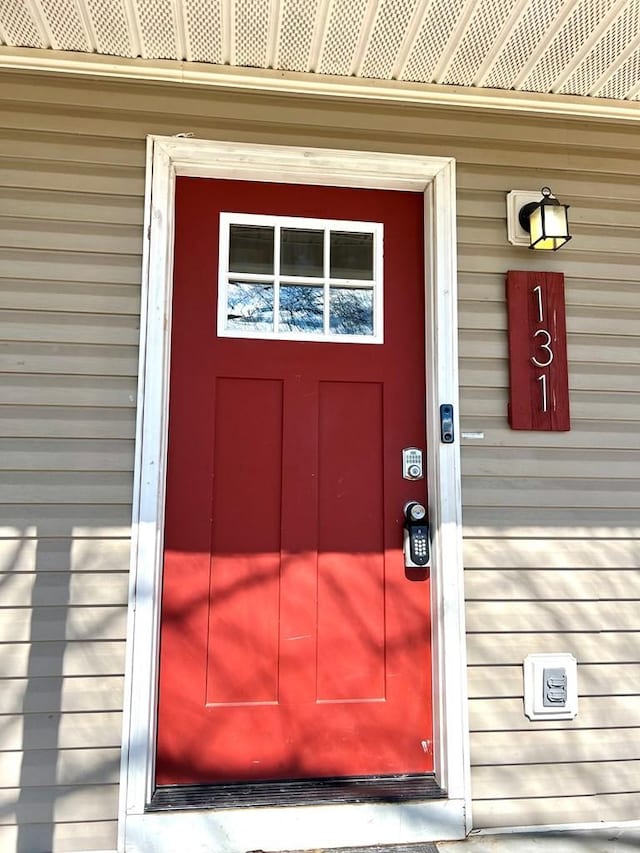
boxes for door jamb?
[119,135,470,851]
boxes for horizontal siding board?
[460,163,640,201]
[462,477,640,508]
[472,760,640,799]
[0,712,122,751]
[464,541,640,570]
[0,154,144,195]
[0,374,137,405]
[0,127,142,166]
[563,363,640,393]
[0,505,131,538]
[471,727,640,764]
[462,448,640,480]
[0,217,142,255]
[0,571,128,604]
[0,185,143,224]
[0,747,120,787]
[0,820,117,852]
[469,696,640,730]
[0,783,119,824]
[0,675,124,713]
[464,569,640,599]
[459,418,640,449]
[0,438,134,472]
[0,406,135,439]
[0,280,141,315]
[472,791,640,827]
[0,539,131,573]
[0,642,124,678]
[467,632,640,666]
[0,471,133,503]
[468,664,640,699]
[0,342,138,376]
[0,606,127,642]
[465,601,640,632]
[2,309,140,346]
[462,506,640,539]
[0,246,141,285]
[0,101,190,141]
[558,346,637,376]
[354,142,640,176]
[459,302,640,341]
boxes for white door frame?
[119,135,470,852]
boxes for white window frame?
[119,136,470,853]
[218,212,384,343]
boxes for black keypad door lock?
[403,501,430,568]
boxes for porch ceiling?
[0,0,639,103]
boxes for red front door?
[156,177,432,786]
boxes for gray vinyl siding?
[0,70,638,849]
[458,161,640,825]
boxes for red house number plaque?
[506,270,570,431]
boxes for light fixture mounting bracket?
[506,189,543,246]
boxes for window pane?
[280,228,324,277]
[226,281,274,331]
[330,232,374,280]
[229,225,274,274]
[279,284,324,333]
[329,287,374,336]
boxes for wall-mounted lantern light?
[506,187,571,250]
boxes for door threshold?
[148,773,445,811]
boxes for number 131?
[532,285,553,413]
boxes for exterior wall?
[0,70,638,850]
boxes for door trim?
[119,136,470,852]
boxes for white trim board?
[2,47,640,123]
[119,136,469,852]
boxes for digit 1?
[538,373,548,413]
[533,285,543,323]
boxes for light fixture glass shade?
[527,187,571,250]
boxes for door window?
[218,213,383,342]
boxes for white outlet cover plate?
[524,652,578,721]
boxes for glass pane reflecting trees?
[220,215,382,342]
